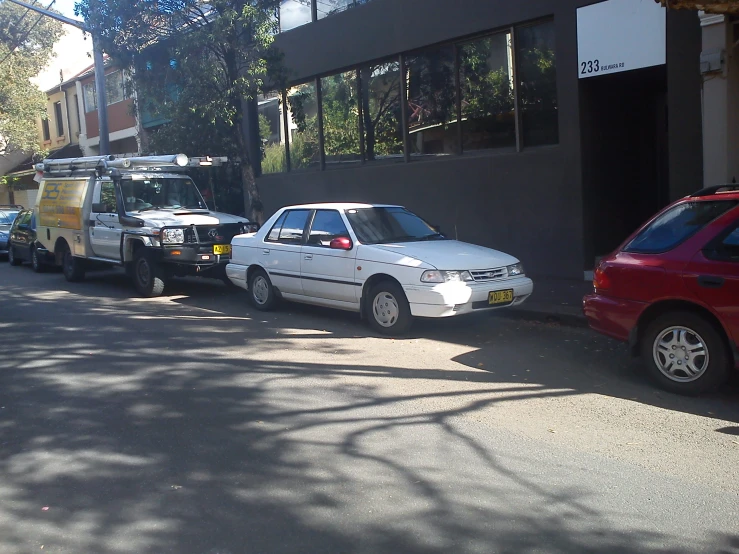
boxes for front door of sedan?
[262,209,310,296]
[684,219,739,347]
[300,210,358,304]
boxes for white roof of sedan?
[281,203,402,211]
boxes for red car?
[584,185,739,395]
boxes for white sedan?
[227,203,533,335]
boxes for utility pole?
[6,0,110,155]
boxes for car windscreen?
[624,200,738,254]
[0,210,19,225]
[344,207,445,244]
[121,177,207,212]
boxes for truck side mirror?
[92,203,106,213]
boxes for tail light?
[593,267,612,291]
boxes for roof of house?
[654,0,739,13]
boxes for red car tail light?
[593,267,612,291]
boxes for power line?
[0,0,57,67]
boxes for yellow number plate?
[488,289,514,305]
[213,244,231,255]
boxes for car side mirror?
[432,224,442,234]
[329,237,353,250]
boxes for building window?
[279,0,311,32]
[41,118,50,142]
[516,20,558,147]
[321,71,361,167]
[54,101,64,137]
[459,31,516,151]
[288,81,321,170]
[259,94,287,174]
[83,82,96,113]
[317,0,372,20]
[406,45,458,157]
[82,71,129,113]
[105,70,126,105]
[359,60,404,162]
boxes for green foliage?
[0,2,63,157]
[261,142,285,174]
[258,114,271,144]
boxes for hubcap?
[252,275,269,305]
[373,291,399,328]
[137,259,151,286]
[653,326,710,382]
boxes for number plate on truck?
[213,244,231,255]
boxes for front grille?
[469,267,507,282]
[183,223,243,245]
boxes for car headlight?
[161,228,185,244]
[421,270,474,283]
[507,263,525,277]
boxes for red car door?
[683,219,739,352]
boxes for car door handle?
[698,275,724,288]
[304,254,313,260]
[262,249,270,255]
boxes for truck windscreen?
[120,178,207,212]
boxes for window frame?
[265,209,311,245]
[305,209,351,248]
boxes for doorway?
[581,65,669,269]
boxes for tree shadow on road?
[1,274,739,553]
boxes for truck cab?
[35,154,255,297]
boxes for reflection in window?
[259,94,287,174]
[267,211,288,241]
[288,82,321,170]
[460,32,515,151]
[406,45,458,157]
[279,0,311,31]
[321,72,361,166]
[317,0,371,20]
[359,61,403,162]
[516,20,558,147]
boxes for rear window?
[624,200,737,254]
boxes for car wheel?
[62,244,85,282]
[249,268,276,311]
[8,246,21,266]
[367,281,412,336]
[31,246,44,273]
[132,249,165,297]
[641,311,730,395]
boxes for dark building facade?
[252,0,703,281]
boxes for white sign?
[577,0,666,79]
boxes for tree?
[0,1,63,158]
[75,0,286,224]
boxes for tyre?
[132,249,165,297]
[8,246,21,266]
[248,268,276,311]
[367,280,412,336]
[31,246,44,273]
[641,311,730,395]
[61,244,85,282]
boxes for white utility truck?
[34,154,255,296]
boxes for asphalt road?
[1,261,739,554]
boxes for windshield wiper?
[418,233,446,241]
[137,205,164,212]
[374,235,423,244]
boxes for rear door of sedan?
[261,209,310,296]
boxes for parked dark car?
[583,185,739,396]
[7,209,53,271]
[0,204,23,258]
